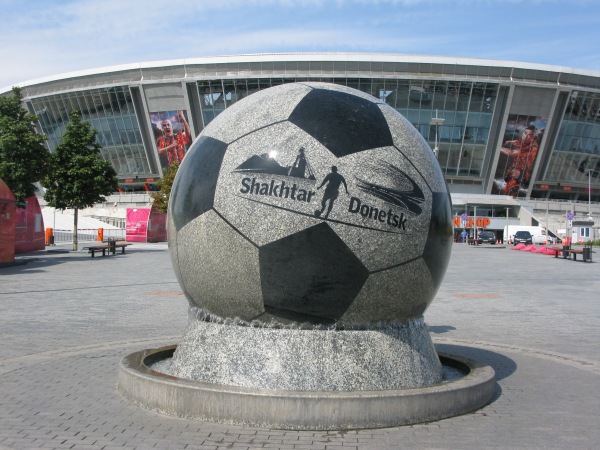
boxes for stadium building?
[3,53,599,241]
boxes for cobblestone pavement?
[1,242,599,449]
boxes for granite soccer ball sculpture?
[168,82,452,327]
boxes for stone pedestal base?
[169,316,442,391]
[118,346,496,430]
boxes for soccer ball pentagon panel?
[168,82,452,327]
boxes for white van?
[503,225,552,245]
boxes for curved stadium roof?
[4,52,599,204]
[4,52,600,96]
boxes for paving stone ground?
[1,241,599,449]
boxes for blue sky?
[1,0,599,90]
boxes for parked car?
[477,231,496,244]
[513,230,533,245]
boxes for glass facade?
[544,91,600,186]
[196,78,498,179]
[14,55,599,202]
[29,87,152,177]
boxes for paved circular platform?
[118,345,495,430]
[1,242,599,449]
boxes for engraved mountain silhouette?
[234,151,316,180]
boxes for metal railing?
[105,192,152,204]
[52,228,126,243]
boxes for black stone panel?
[259,223,369,324]
[421,191,453,291]
[170,136,228,231]
[288,89,394,157]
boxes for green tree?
[150,162,179,214]
[0,87,49,204]
[42,111,118,250]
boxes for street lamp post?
[506,207,510,244]
[546,202,549,245]
[589,169,593,219]
[474,205,477,244]
[430,110,445,158]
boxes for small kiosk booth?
[125,206,167,243]
[572,218,595,243]
[15,196,45,253]
[0,179,17,264]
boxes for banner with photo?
[492,114,546,197]
[149,110,191,171]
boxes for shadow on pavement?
[435,343,515,404]
[0,257,80,273]
[428,325,457,334]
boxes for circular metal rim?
[118,345,496,430]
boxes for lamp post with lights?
[429,110,445,159]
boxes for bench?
[547,246,564,258]
[85,244,111,257]
[565,248,586,261]
[548,245,592,262]
[84,242,131,258]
